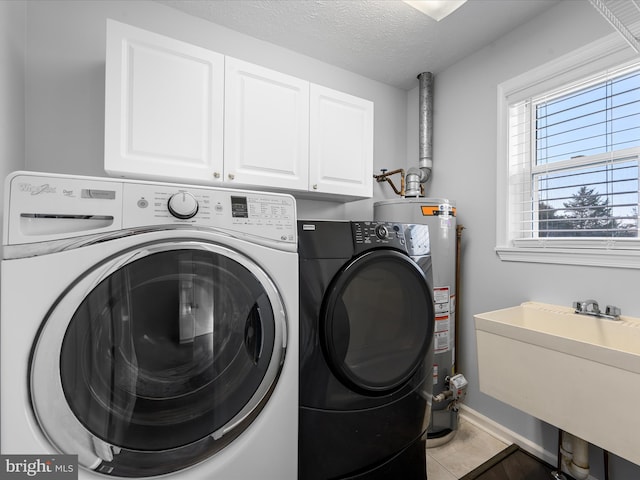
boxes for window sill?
[496,246,640,269]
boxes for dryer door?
[30,240,287,477]
[322,249,434,394]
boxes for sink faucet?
[574,299,600,315]
[573,299,621,320]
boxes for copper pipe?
[454,224,464,373]
[373,169,406,196]
[373,169,426,197]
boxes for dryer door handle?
[244,303,263,364]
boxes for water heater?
[374,198,459,446]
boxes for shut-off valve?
[433,373,468,411]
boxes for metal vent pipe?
[405,71,434,197]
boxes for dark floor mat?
[460,444,558,480]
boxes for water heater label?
[434,319,450,353]
[420,205,457,217]
[433,286,450,305]
[434,286,451,353]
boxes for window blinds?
[508,64,640,241]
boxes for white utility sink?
[475,301,640,465]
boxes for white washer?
[1,171,298,479]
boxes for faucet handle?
[573,301,583,312]
[605,305,621,317]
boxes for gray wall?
[0,1,26,222]
[0,0,26,306]
[419,1,640,478]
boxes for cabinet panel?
[224,58,309,190]
[105,20,224,184]
[310,85,373,198]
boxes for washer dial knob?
[375,224,389,239]
[168,191,199,219]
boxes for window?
[511,65,640,240]
[497,32,640,268]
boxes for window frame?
[496,31,640,269]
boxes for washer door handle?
[244,303,263,364]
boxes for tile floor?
[426,417,510,480]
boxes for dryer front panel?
[29,240,287,477]
[321,249,435,395]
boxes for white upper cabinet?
[104,20,225,184]
[309,85,374,198]
[104,20,374,199]
[224,58,309,190]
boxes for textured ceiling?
[158,0,561,90]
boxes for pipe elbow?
[420,165,432,183]
[405,167,424,197]
[569,463,590,480]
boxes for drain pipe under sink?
[559,431,589,480]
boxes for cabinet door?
[310,85,373,198]
[105,20,224,184]
[224,58,309,190]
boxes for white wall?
[423,1,640,477]
[21,0,407,221]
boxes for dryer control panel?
[352,221,430,256]
[4,171,297,247]
[353,222,405,247]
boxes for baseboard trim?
[459,405,601,480]
[459,405,558,468]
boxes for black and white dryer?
[298,220,435,480]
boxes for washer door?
[322,249,434,394]
[30,240,287,477]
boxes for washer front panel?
[30,239,287,477]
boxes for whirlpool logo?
[17,183,57,195]
[0,455,77,480]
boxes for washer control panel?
[5,172,297,246]
[122,183,296,244]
